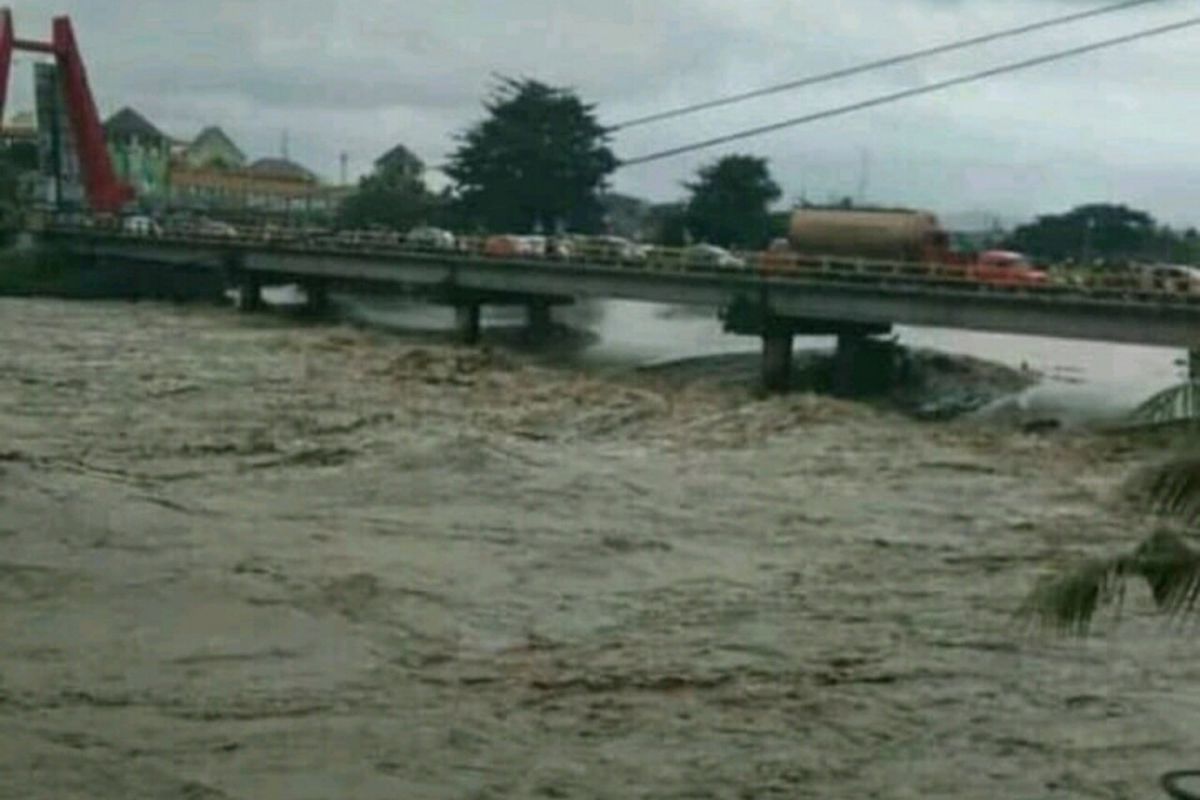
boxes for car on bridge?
[1134,263,1200,295]
[193,218,239,239]
[683,243,746,270]
[405,226,456,251]
[122,215,162,237]
[483,235,546,258]
[966,250,1048,287]
[573,235,646,265]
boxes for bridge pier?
[761,333,794,392]
[235,274,263,313]
[303,280,330,315]
[525,300,554,341]
[833,334,902,398]
[1190,348,1200,382]
[455,303,482,344]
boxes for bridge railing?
[39,217,1200,307]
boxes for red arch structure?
[0,8,132,212]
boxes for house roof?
[189,126,246,164]
[249,157,316,182]
[103,107,168,142]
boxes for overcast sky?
[10,1,1200,226]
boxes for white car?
[122,215,162,237]
[684,243,745,269]
[1135,263,1200,295]
[196,219,239,238]
[518,235,547,257]
[406,226,456,251]
[582,235,646,264]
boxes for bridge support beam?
[235,274,263,313]
[1190,348,1200,382]
[761,333,794,393]
[525,300,554,341]
[455,303,482,344]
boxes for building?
[104,107,172,205]
[1,111,40,210]
[182,126,245,170]
[96,105,342,218]
[170,155,338,216]
[1,110,37,146]
[35,62,84,208]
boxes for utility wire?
[612,0,1171,131]
[620,15,1200,167]
[610,0,1169,131]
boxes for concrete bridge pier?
[235,273,263,313]
[455,303,482,344]
[833,334,864,398]
[833,333,902,398]
[525,300,554,341]
[302,280,330,315]
[761,333,794,393]
[1190,348,1200,381]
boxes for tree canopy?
[338,143,438,231]
[1007,203,1162,264]
[445,77,618,234]
[684,155,782,249]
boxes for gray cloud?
[10,0,1200,225]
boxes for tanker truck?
[783,208,954,263]
[764,208,1045,286]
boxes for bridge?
[11,5,1200,394]
[35,220,1200,392]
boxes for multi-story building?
[104,107,172,207]
[169,155,345,217]
[100,108,345,219]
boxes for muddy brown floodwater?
[1,298,1198,800]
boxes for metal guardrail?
[38,218,1200,310]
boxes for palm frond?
[1128,381,1200,428]
[1125,457,1200,525]
[1131,529,1200,618]
[1019,557,1128,635]
[1019,530,1200,635]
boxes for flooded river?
[344,295,1186,421]
[1,296,1197,799]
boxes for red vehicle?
[483,235,545,258]
[967,250,1048,287]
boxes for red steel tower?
[0,8,133,212]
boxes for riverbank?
[1,298,1196,799]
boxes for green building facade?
[104,107,172,208]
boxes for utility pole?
[856,147,871,206]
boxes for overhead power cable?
[609,0,1161,128]
[610,0,1169,130]
[619,15,1200,168]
